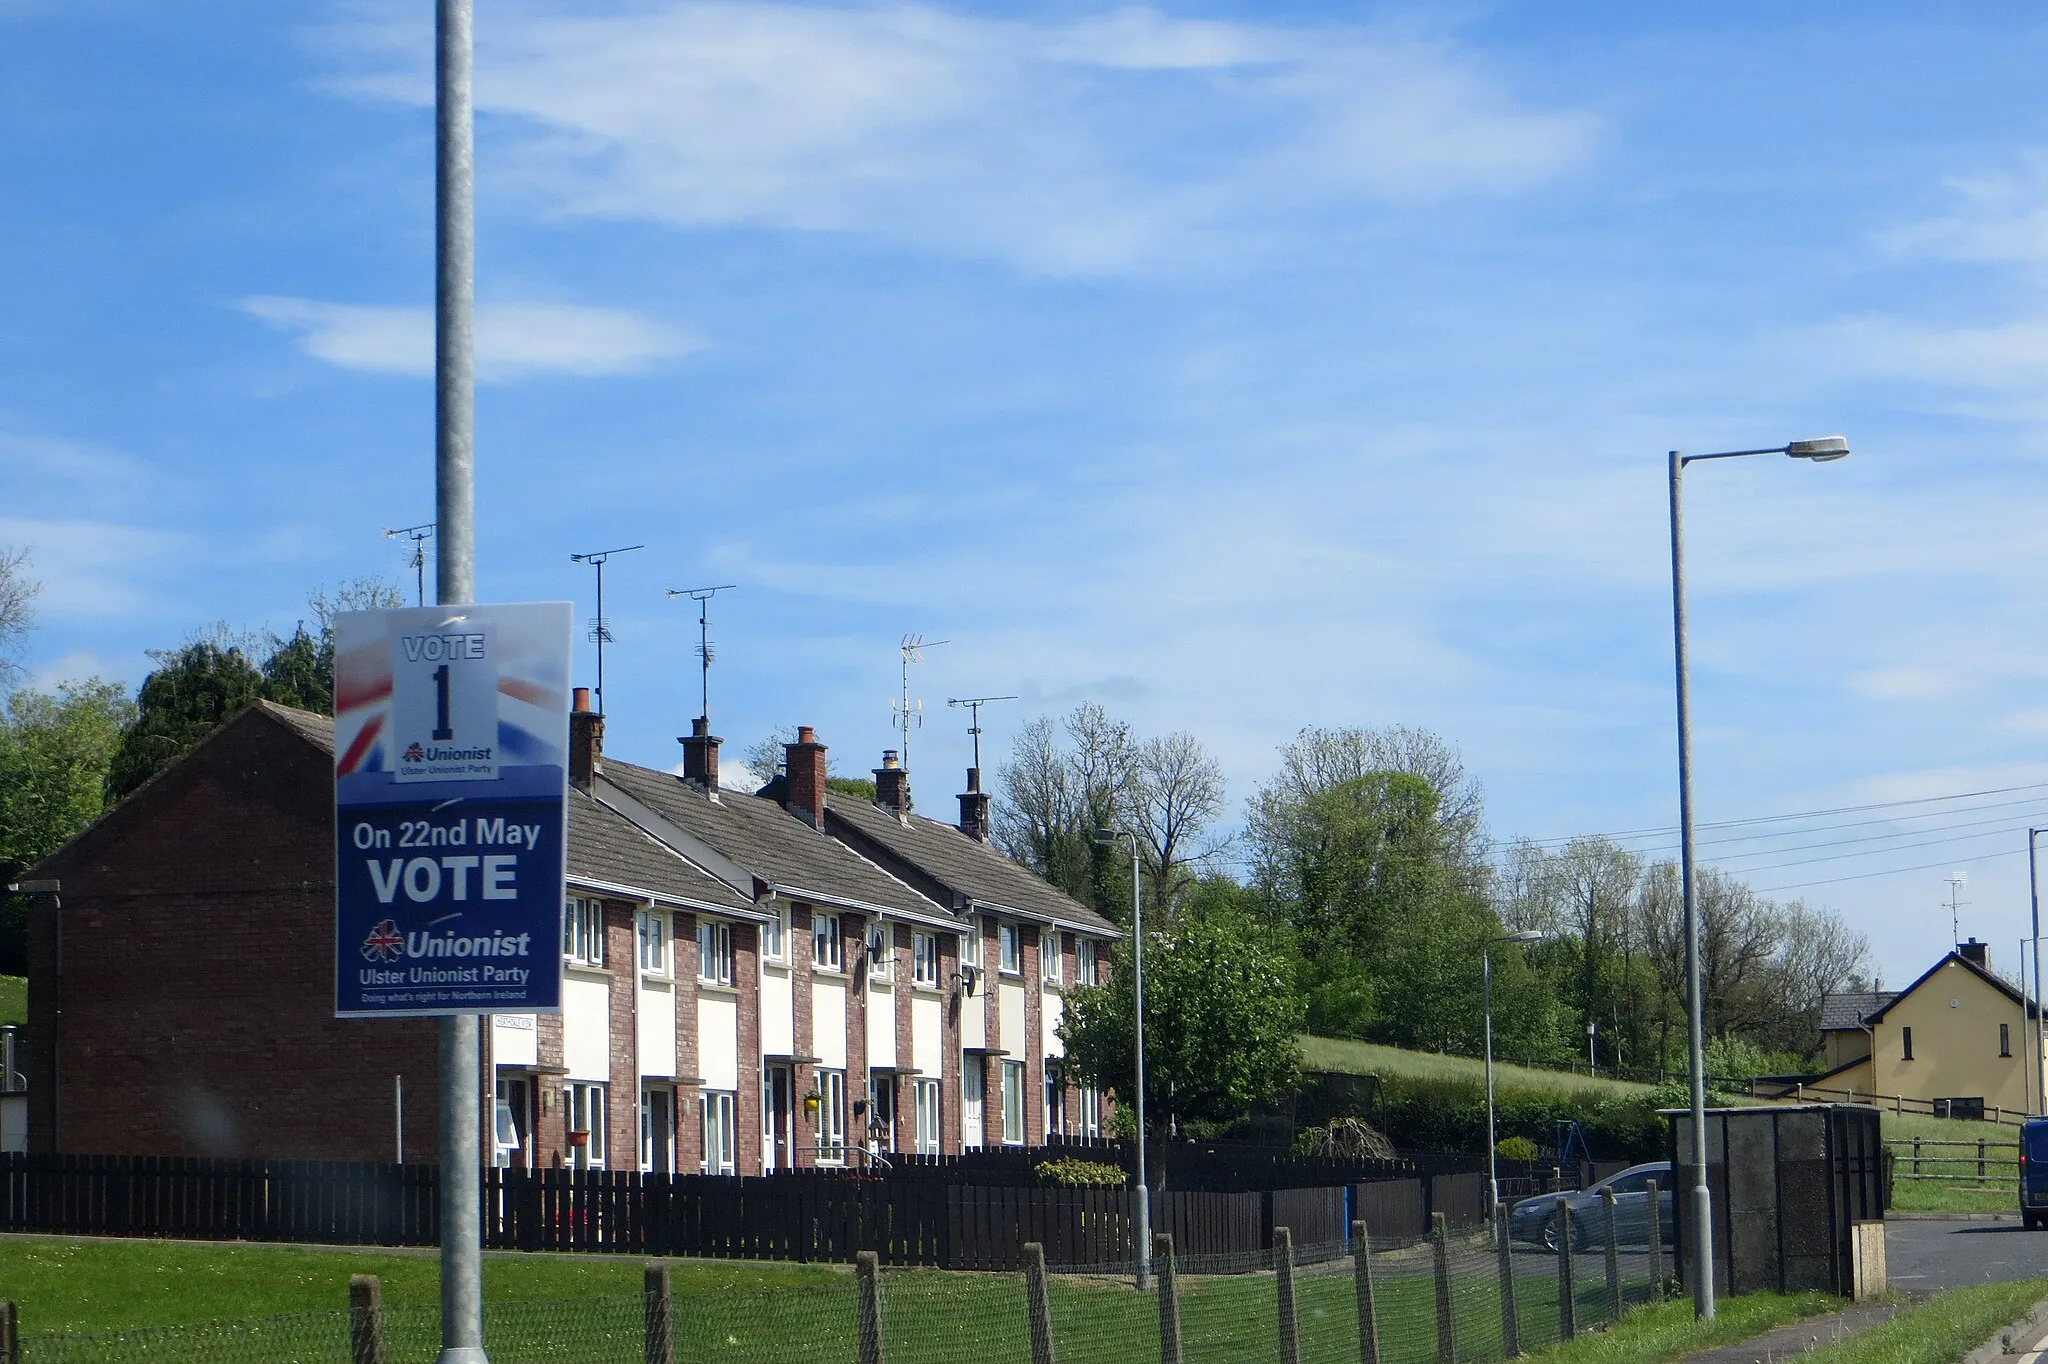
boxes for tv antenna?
[383,522,435,606]
[892,634,949,773]
[1944,869,1970,949]
[568,544,644,714]
[665,584,736,725]
[946,695,1017,772]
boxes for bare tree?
[1260,725,1488,885]
[993,703,1138,922]
[741,724,801,789]
[1127,731,1227,916]
[0,545,39,691]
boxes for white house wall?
[639,979,675,1077]
[912,995,942,1078]
[1041,989,1063,1059]
[699,993,739,1092]
[998,979,1025,1056]
[813,977,848,1069]
[761,964,794,1057]
[493,1013,538,1067]
[563,973,610,1081]
[867,981,895,1069]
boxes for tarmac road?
[1887,1217,2048,1292]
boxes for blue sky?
[8,2,2048,984]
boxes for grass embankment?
[1799,1279,2048,1364]
[0,974,23,1026]
[1300,1036,1659,1104]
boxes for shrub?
[1494,1135,1540,1162]
[1035,1158,1127,1187]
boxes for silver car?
[1507,1161,1676,1250]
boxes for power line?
[1756,846,2025,894]
[1720,821,2036,876]
[1702,803,2048,863]
[1521,779,2048,848]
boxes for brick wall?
[735,923,762,1176]
[1023,926,1043,1147]
[605,899,637,1168]
[28,711,441,1162]
[940,933,962,1154]
[673,911,701,1173]
[789,904,814,1166]
[843,911,866,1162]
[893,923,914,1155]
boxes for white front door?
[963,1056,985,1150]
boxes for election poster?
[333,603,572,1017]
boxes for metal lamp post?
[1096,827,1151,1290]
[2030,830,2048,1115]
[1485,930,1547,1211]
[1668,434,1849,1322]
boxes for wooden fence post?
[855,1251,883,1364]
[1645,1180,1663,1299]
[348,1274,384,1364]
[1023,1242,1056,1364]
[0,1299,17,1364]
[1494,1203,1520,1358]
[1431,1212,1457,1364]
[645,1262,674,1364]
[1155,1233,1182,1364]
[1555,1198,1575,1342]
[1276,1225,1302,1364]
[1352,1220,1380,1364]
[1600,1188,1622,1322]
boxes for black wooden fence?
[0,1153,1484,1268]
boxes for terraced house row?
[24,695,1120,1173]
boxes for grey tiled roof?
[1818,991,1896,1031]
[251,701,751,913]
[598,759,951,922]
[826,797,1117,937]
[567,787,755,912]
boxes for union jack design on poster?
[332,602,571,1019]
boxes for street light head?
[1504,930,1548,944]
[1093,828,1121,846]
[1786,436,1850,462]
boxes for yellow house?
[1793,939,2043,1120]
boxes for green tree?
[1057,904,1303,1141]
[106,636,265,800]
[0,678,135,973]
[260,624,329,713]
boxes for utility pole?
[384,522,435,606]
[433,0,485,1357]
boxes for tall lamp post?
[1485,930,1548,1211]
[2030,830,2048,1114]
[1669,434,1849,1322]
[1096,827,1151,1290]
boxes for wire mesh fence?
[10,1203,1678,1364]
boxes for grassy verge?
[1799,1278,2048,1364]
[1888,1180,2013,1214]
[0,974,23,1026]
[1299,1036,1657,1103]
[1518,1291,1837,1364]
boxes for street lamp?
[1668,434,1849,1322]
[2029,830,2048,1115]
[1095,826,1151,1290]
[1485,930,1547,1211]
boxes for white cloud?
[1850,666,1959,700]
[1885,151,2048,264]
[0,517,193,617]
[242,297,699,379]
[1998,708,2048,737]
[1792,314,2048,397]
[319,2,1595,274]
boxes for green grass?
[1798,1278,2048,1364]
[1887,1180,2014,1214]
[1299,1036,1660,1102]
[0,974,24,1026]
[1517,1290,1838,1364]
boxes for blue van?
[2022,1118,2048,1228]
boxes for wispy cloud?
[1884,150,2048,264]
[0,517,193,617]
[1851,666,1960,701]
[241,297,700,379]
[318,1,1596,274]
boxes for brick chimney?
[1960,937,1988,967]
[784,725,827,828]
[569,686,604,788]
[679,716,721,793]
[874,749,911,820]
[958,767,990,843]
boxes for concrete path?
[1677,1303,1897,1364]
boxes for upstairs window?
[761,904,786,962]
[637,911,670,975]
[698,920,734,986]
[1041,931,1063,985]
[1076,939,1097,987]
[913,932,941,988]
[813,913,843,971]
[868,921,892,982]
[563,897,604,967]
[999,922,1022,975]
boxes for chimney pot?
[573,687,592,714]
[784,726,828,828]
[679,715,722,793]
[875,751,911,819]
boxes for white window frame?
[701,1090,737,1176]
[637,910,670,976]
[1078,1087,1102,1140]
[1000,1060,1026,1146]
[867,921,892,982]
[1045,1071,1065,1137]
[565,1081,608,1166]
[912,932,940,988]
[914,1079,941,1156]
[816,1068,848,1163]
[563,896,604,967]
[1041,930,1063,984]
[964,920,983,970]
[1076,938,1097,987]
[813,912,843,971]
[999,922,1022,975]
[761,903,786,962]
[698,919,734,987]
